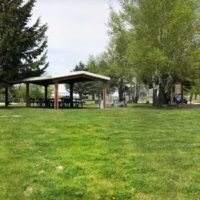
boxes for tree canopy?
[119,0,200,105]
[90,0,200,104]
[0,0,48,87]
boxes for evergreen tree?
[0,0,48,106]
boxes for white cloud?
[32,0,120,75]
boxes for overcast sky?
[32,0,120,76]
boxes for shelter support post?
[70,82,74,108]
[54,81,59,110]
[26,83,30,107]
[5,86,9,107]
[102,81,107,109]
[44,85,48,107]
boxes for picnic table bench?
[28,98,85,108]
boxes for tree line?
[76,0,200,105]
[1,0,200,106]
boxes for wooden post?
[54,81,59,110]
[44,85,48,107]
[70,82,74,108]
[26,83,29,107]
[102,81,107,109]
[5,86,9,107]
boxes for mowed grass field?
[0,106,200,200]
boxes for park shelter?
[13,71,110,110]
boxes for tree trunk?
[170,87,174,105]
[189,92,193,104]
[181,83,183,106]
[92,94,95,101]
[157,84,168,106]
[5,86,9,107]
[128,90,131,102]
[134,84,140,103]
[153,89,158,106]
[118,85,124,102]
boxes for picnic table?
[28,98,85,108]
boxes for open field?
[0,105,200,199]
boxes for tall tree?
[0,0,48,106]
[106,8,135,101]
[121,0,200,105]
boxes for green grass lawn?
[0,106,200,200]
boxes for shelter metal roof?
[13,71,110,86]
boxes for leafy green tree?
[87,55,116,95]
[14,84,53,100]
[120,0,200,105]
[0,0,48,106]
[106,9,135,101]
